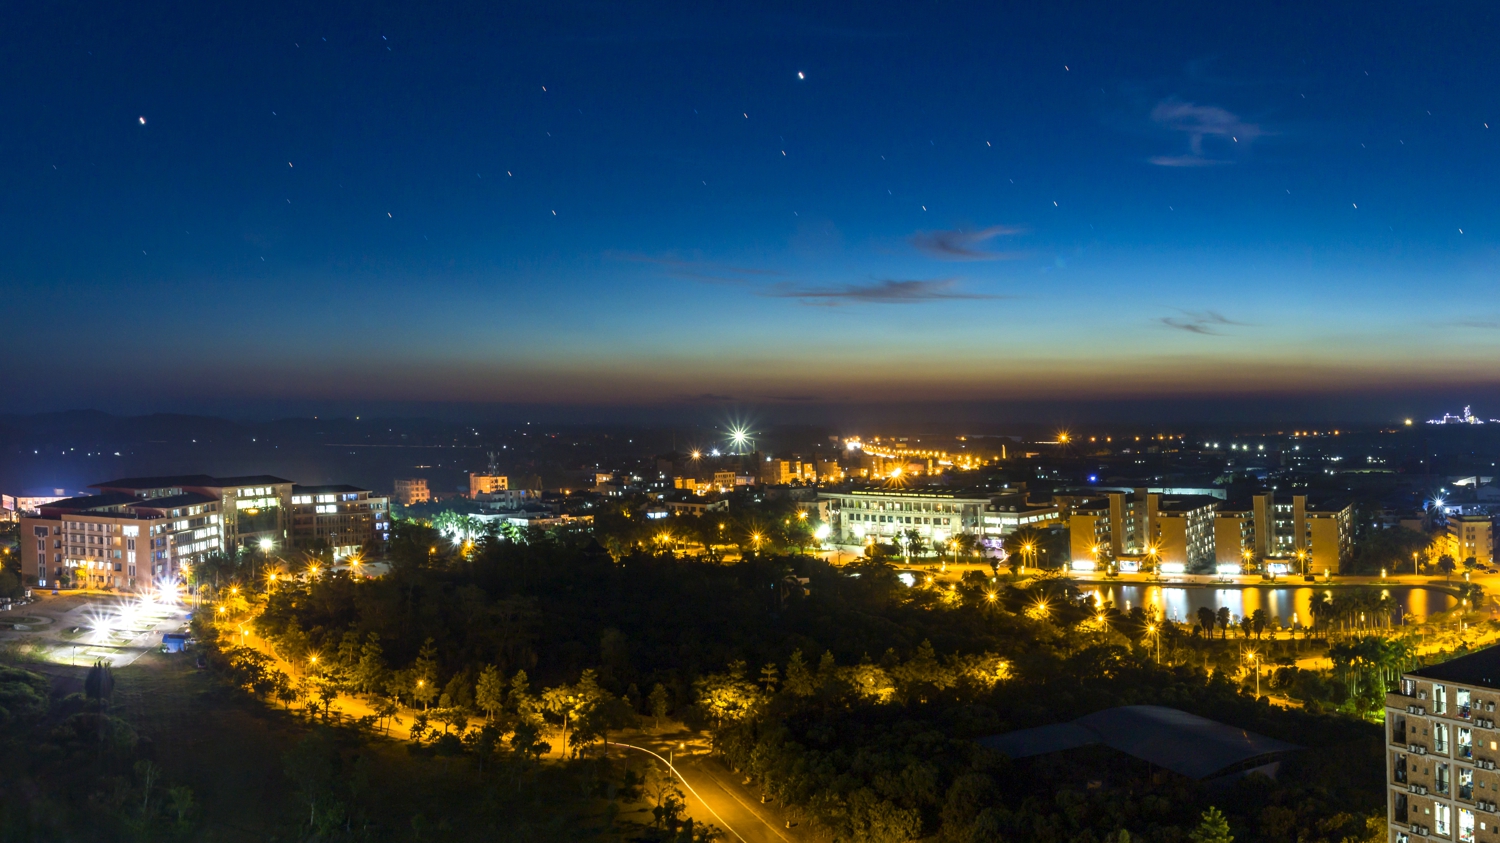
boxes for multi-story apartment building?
[393,478,431,506]
[91,474,293,553]
[1386,648,1500,843]
[1214,497,1267,569]
[289,484,391,558]
[760,458,819,485]
[1151,495,1219,572]
[1066,490,1216,573]
[468,474,508,498]
[1447,515,1495,566]
[21,491,224,590]
[1069,499,1114,566]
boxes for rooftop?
[836,485,994,500]
[40,492,145,513]
[976,705,1301,780]
[1155,494,1221,513]
[1408,645,1500,688]
[92,474,292,491]
[125,492,219,510]
[292,484,369,495]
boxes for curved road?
[609,742,802,843]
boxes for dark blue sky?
[5,1,1500,422]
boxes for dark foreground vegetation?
[225,523,1390,843]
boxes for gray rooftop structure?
[1408,646,1500,689]
[976,705,1301,780]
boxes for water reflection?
[1076,584,1456,627]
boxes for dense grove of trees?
[0,660,198,840]
[234,521,1390,842]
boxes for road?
[607,739,804,843]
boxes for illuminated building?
[393,478,431,505]
[759,458,819,485]
[1385,647,1500,843]
[1427,405,1495,425]
[1447,515,1494,565]
[1067,490,1215,572]
[981,494,1060,537]
[1213,493,1352,575]
[21,492,222,590]
[289,484,391,558]
[826,486,991,543]
[19,472,397,591]
[855,438,994,473]
[91,474,293,553]
[468,473,509,498]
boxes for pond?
[1073,583,1458,627]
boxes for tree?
[352,633,386,696]
[1250,609,1267,640]
[1196,607,1216,638]
[1439,554,1457,582]
[510,718,550,760]
[475,665,506,722]
[758,662,779,693]
[649,683,671,730]
[508,670,542,727]
[784,649,815,696]
[1189,806,1233,843]
[542,686,578,757]
[1215,607,1232,639]
[412,638,439,710]
[412,676,438,711]
[336,629,361,669]
[283,731,339,831]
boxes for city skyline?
[5,1,1500,421]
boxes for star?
[138,116,146,125]
[797,72,804,79]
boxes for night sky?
[5,1,1500,423]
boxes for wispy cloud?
[676,392,735,402]
[910,225,1027,261]
[763,278,1001,305]
[1156,310,1249,335]
[1445,319,1500,329]
[1148,99,1263,167]
[605,251,784,285]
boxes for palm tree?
[1215,606,1232,639]
[1196,606,1216,638]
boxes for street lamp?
[1146,624,1160,664]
